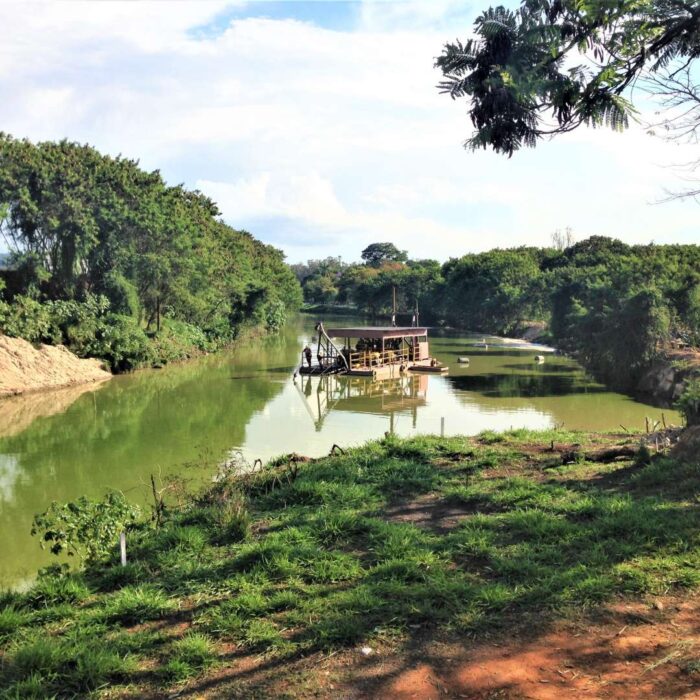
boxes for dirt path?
[0,334,111,398]
[371,596,700,699]
[163,593,700,699]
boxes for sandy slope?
[0,335,111,398]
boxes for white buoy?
[458,357,470,364]
[535,355,545,363]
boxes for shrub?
[677,377,700,427]
[31,492,141,564]
[0,294,55,343]
[92,314,154,370]
[264,299,287,332]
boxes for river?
[0,314,680,588]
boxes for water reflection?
[0,454,24,504]
[447,372,606,398]
[294,373,429,430]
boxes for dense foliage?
[0,135,302,369]
[360,241,408,267]
[678,377,700,427]
[295,236,700,389]
[436,1,700,156]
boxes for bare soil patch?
[384,493,473,532]
[176,594,700,699]
[0,334,111,397]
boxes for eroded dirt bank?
[0,334,111,398]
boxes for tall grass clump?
[1,636,135,697]
[162,632,217,683]
[100,585,175,625]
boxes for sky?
[0,0,698,263]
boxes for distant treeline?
[0,135,301,370]
[292,238,700,390]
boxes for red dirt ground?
[167,593,700,699]
[370,596,700,700]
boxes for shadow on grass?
[2,434,700,698]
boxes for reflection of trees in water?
[0,356,288,502]
[498,362,578,375]
[0,331,308,589]
[0,316,318,515]
[447,372,605,398]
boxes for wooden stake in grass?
[120,531,127,567]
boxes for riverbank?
[0,322,278,399]
[2,429,699,698]
[638,348,700,404]
[511,321,700,406]
[0,334,111,398]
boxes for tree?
[551,226,575,251]
[441,248,543,333]
[0,134,303,367]
[360,242,408,267]
[436,2,700,158]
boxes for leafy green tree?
[436,2,700,156]
[0,134,302,367]
[442,248,543,333]
[678,377,700,426]
[360,242,408,267]
[291,256,345,305]
[559,285,670,388]
[681,283,700,345]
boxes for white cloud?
[199,171,347,226]
[0,1,697,263]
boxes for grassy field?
[1,429,699,698]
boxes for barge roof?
[325,326,428,339]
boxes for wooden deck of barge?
[297,324,448,379]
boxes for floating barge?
[298,323,448,380]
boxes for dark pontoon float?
[298,323,447,380]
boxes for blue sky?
[0,1,697,263]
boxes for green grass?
[0,635,135,698]
[1,429,699,697]
[99,585,176,625]
[162,633,217,683]
[0,607,29,641]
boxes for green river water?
[0,315,680,588]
